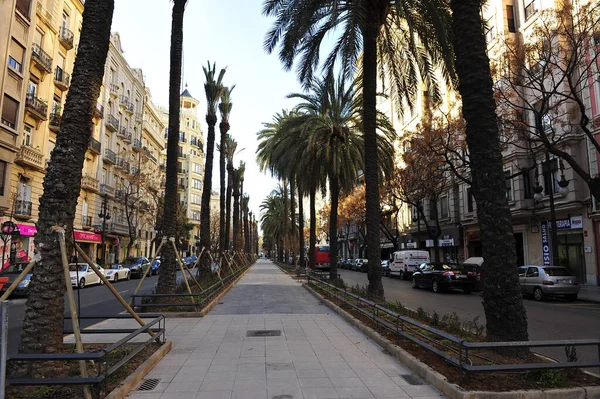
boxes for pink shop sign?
[74,231,102,243]
[16,224,37,236]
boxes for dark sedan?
[411,262,476,293]
[119,256,151,278]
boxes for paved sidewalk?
[127,260,445,399]
[579,284,600,303]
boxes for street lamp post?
[533,154,569,265]
[98,194,111,266]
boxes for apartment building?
[159,89,205,256]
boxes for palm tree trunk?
[19,0,114,369]
[290,179,296,264]
[450,0,528,342]
[225,162,233,251]
[329,173,339,280]
[218,123,228,254]
[282,179,288,259]
[362,20,384,300]
[309,182,316,270]
[156,0,187,294]
[238,179,244,251]
[233,181,240,252]
[243,200,250,253]
[298,184,305,270]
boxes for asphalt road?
[4,271,172,354]
[338,269,600,364]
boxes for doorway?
[557,231,585,283]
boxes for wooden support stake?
[169,238,194,302]
[170,239,202,290]
[74,244,157,340]
[131,238,166,302]
[0,259,36,301]
[55,228,92,399]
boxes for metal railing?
[58,26,74,49]
[54,66,70,88]
[307,276,600,375]
[31,43,52,73]
[5,313,165,396]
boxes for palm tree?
[449,0,528,342]
[156,0,188,294]
[260,192,286,259]
[232,165,241,252]
[218,86,235,255]
[19,0,115,367]
[243,194,250,253]
[237,161,246,251]
[224,134,237,251]
[287,76,395,280]
[263,0,454,300]
[200,62,226,269]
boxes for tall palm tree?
[237,161,246,251]
[260,192,286,259]
[449,0,528,342]
[224,134,237,251]
[263,0,454,300]
[218,86,235,255]
[19,0,115,366]
[156,0,188,294]
[287,76,395,280]
[200,62,226,269]
[243,194,250,253]
[232,165,241,252]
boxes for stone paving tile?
[126,261,445,398]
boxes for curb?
[303,284,600,399]
[105,340,173,399]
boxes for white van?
[390,250,430,280]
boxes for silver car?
[518,265,580,301]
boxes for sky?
[111,0,310,224]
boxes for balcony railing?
[110,84,119,97]
[118,128,132,142]
[16,145,45,171]
[145,150,157,163]
[103,148,116,164]
[81,174,99,192]
[100,183,115,198]
[58,26,74,50]
[106,114,119,132]
[132,139,142,151]
[116,157,130,173]
[135,113,143,122]
[49,112,61,132]
[81,215,93,229]
[88,137,101,154]
[119,96,133,113]
[25,93,48,121]
[54,67,70,91]
[31,43,52,74]
[93,102,104,119]
[115,189,125,201]
[14,200,32,218]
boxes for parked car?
[462,257,484,291]
[69,263,105,289]
[381,260,390,277]
[104,264,130,282]
[390,250,430,280]
[189,255,198,266]
[338,258,348,269]
[358,259,369,273]
[119,257,151,278]
[350,259,362,271]
[151,257,160,275]
[411,262,476,293]
[0,262,32,296]
[518,265,579,301]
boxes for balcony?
[117,127,132,143]
[178,182,187,190]
[31,43,52,75]
[114,189,125,201]
[132,139,142,152]
[53,67,70,91]
[105,114,119,132]
[25,94,48,121]
[119,96,134,113]
[81,174,99,192]
[177,168,187,175]
[100,183,115,198]
[48,112,61,132]
[108,221,128,235]
[81,215,93,230]
[116,157,130,173]
[135,113,142,123]
[14,200,32,219]
[145,150,157,163]
[88,137,101,155]
[93,102,104,119]
[103,148,116,164]
[58,26,74,50]
[15,145,45,171]
[177,153,187,159]
[109,84,119,98]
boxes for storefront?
[73,230,101,263]
[540,216,586,283]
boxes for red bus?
[314,245,331,270]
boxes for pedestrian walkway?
[127,259,445,399]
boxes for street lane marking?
[118,290,129,294]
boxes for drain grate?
[246,329,282,337]
[137,378,161,391]
[400,374,425,385]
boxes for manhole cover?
[400,374,425,385]
[246,329,282,337]
[138,378,161,391]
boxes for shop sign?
[541,220,551,266]
[74,231,102,243]
[16,224,37,237]
[425,239,434,248]
[555,216,583,230]
[406,241,417,249]
[438,238,454,247]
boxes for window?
[526,267,539,277]
[17,182,32,204]
[34,29,43,47]
[523,169,533,199]
[191,193,201,204]
[102,168,107,184]
[15,0,32,19]
[524,0,537,20]
[485,19,496,42]
[27,81,37,97]
[1,95,19,129]
[192,179,202,189]
[504,170,513,201]
[0,161,7,196]
[192,162,202,174]
[440,196,449,219]
[466,187,474,213]
[62,11,69,30]
[506,5,516,33]
[411,205,419,223]
[23,124,33,146]
[542,159,559,195]
[429,199,437,220]
[8,39,24,73]
[179,131,186,142]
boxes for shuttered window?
[1,95,18,129]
